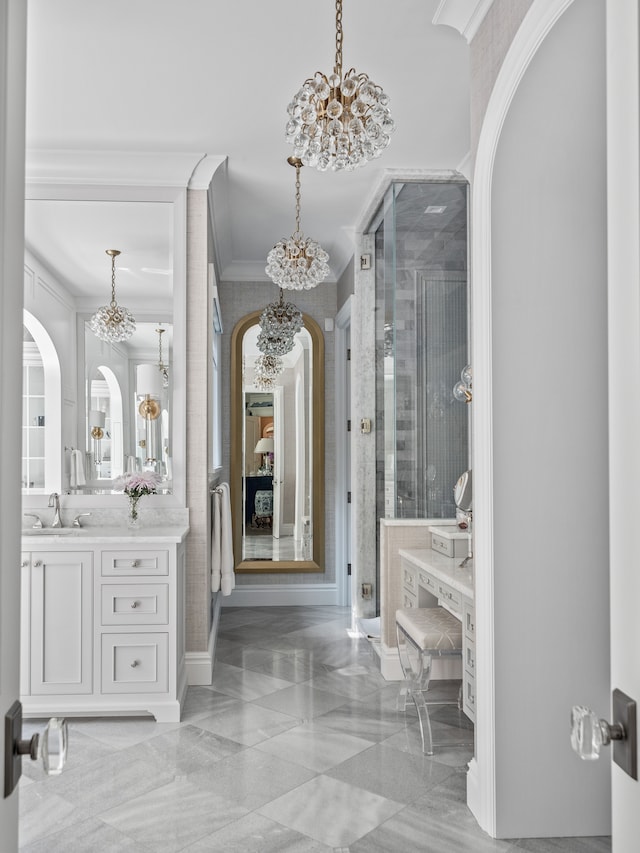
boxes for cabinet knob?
[33,560,42,567]
[130,660,139,668]
[130,601,139,609]
[21,560,28,568]
[130,560,138,568]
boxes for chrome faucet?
[23,513,43,529]
[48,492,62,528]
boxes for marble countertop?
[399,547,474,599]
[21,525,190,545]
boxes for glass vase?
[127,495,141,529]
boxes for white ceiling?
[24,0,471,292]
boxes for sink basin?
[22,527,78,536]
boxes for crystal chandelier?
[254,353,284,380]
[89,249,136,343]
[257,289,303,356]
[266,157,330,290]
[254,374,276,392]
[156,326,169,388]
[285,0,395,171]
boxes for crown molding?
[432,0,495,43]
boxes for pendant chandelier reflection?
[285,0,395,171]
[254,374,276,392]
[257,289,303,356]
[156,326,169,388]
[266,157,330,290]
[89,249,136,343]
[254,353,284,381]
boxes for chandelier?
[266,157,330,290]
[285,0,395,172]
[254,353,284,380]
[89,249,136,343]
[156,326,169,388]
[254,374,276,392]
[257,289,303,356]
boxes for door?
[607,0,640,844]
[272,387,284,539]
[0,0,27,844]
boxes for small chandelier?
[89,249,136,343]
[285,0,395,171]
[156,326,169,388]
[254,374,276,392]
[266,157,330,290]
[257,289,303,356]
[254,353,284,381]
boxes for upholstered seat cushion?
[396,607,462,651]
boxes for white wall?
[488,0,610,836]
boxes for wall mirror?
[231,311,324,572]
[22,180,186,509]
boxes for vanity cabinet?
[20,529,187,722]
[399,548,475,723]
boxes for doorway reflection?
[241,325,313,563]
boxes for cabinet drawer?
[464,638,476,675]
[418,570,437,593]
[437,582,461,613]
[402,590,417,609]
[463,600,475,640]
[101,550,168,577]
[463,673,476,722]
[100,584,169,626]
[403,565,416,593]
[101,633,168,693]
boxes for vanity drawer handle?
[130,560,139,568]
[33,560,42,567]
[130,601,139,609]
[21,560,28,568]
[130,660,139,668]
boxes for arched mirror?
[231,311,324,572]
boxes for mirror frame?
[231,311,325,573]
[23,179,187,510]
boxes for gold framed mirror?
[231,311,324,573]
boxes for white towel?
[70,449,86,487]
[211,482,235,596]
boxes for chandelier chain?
[334,0,343,80]
[110,253,117,308]
[294,163,301,235]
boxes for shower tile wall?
[374,182,468,527]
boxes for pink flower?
[113,471,161,498]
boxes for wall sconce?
[136,365,162,466]
[453,364,473,403]
[254,437,274,474]
[89,409,106,465]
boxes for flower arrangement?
[113,471,161,527]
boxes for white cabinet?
[21,532,187,722]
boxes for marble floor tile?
[310,699,408,743]
[249,653,328,684]
[257,774,405,848]
[66,716,181,751]
[18,786,84,849]
[513,838,612,852]
[254,720,375,772]
[194,697,299,745]
[210,660,294,700]
[21,722,116,783]
[100,778,249,853]
[130,723,244,774]
[326,741,457,805]
[181,811,333,852]
[306,665,389,701]
[253,681,350,719]
[189,746,317,810]
[178,685,239,723]
[19,816,153,853]
[214,643,287,670]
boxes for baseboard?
[222,584,339,607]
[185,621,216,686]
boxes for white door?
[606,0,640,845]
[0,0,27,845]
[272,387,284,539]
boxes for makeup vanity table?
[398,547,475,721]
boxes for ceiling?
[24,0,471,295]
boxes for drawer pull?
[130,560,139,568]
[33,560,42,567]
[130,660,139,668]
[21,560,28,568]
[130,601,139,609]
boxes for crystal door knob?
[571,705,625,760]
[41,717,68,775]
